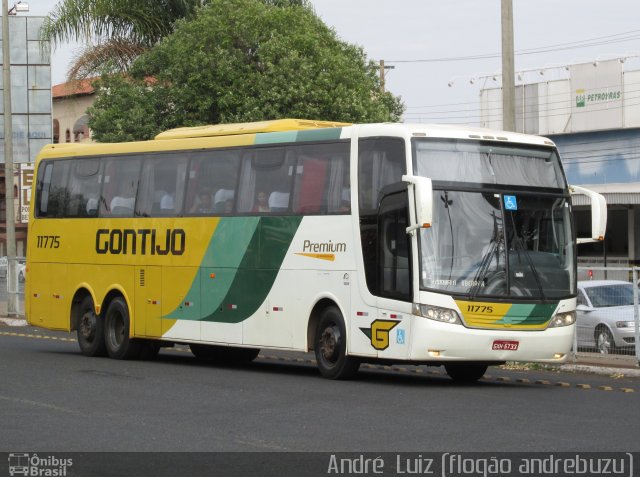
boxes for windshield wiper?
[441,191,454,283]
[470,211,504,300]
[508,213,547,302]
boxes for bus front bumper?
[409,318,574,363]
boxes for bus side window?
[291,141,350,214]
[358,138,406,214]
[65,159,101,217]
[99,157,142,218]
[358,137,407,296]
[237,147,293,214]
[378,191,412,301]
[137,154,188,217]
[35,162,54,217]
[186,151,240,215]
[36,161,71,218]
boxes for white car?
[576,280,637,354]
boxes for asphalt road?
[1,326,638,454]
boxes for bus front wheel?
[104,297,141,360]
[77,296,106,357]
[314,306,360,380]
[444,363,488,382]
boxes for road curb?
[560,363,640,378]
[0,317,27,327]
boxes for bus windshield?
[413,138,574,299]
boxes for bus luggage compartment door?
[134,266,162,338]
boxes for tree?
[42,0,313,79]
[41,0,204,79]
[88,0,404,141]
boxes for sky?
[23,0,640,126]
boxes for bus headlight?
[548,311,576,328]
[413,304,462,325]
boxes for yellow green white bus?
[26,119,607,381]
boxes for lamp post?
[2,0,28,316]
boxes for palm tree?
[42,0,313,80]
[41,0,205,79]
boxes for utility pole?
[2,0,19,316]
[378,60,395,94]
[501,0,516,131]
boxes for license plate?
[492,340,519,351]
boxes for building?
[480,58,640,267]
[52,79,95,144]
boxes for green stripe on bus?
[163,218,260,321]
[163,216,302,323]
[254,131,299,144]
[497,302,556,325]
[297,128,343,142]
[201,216,302,323]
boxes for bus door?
[134,266,162,337]
[374,191,413,359]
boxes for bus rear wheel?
[444,363,488,383]
[104,297,142,360]
[77,296,106,357]
[314,306,360,380]
[190,344,259,363]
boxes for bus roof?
[35,120,557,161]
[154,119,351,140]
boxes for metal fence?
[575,266,640,365]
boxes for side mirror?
[402,175,433,234]
[576,304,593,313]
[569,185,607,244]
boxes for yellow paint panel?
[455,300,548,330]
[155,119,350,140]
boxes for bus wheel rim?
[320,324,340,364]
[79,312,96,341]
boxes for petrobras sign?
[570,59,623,132]
[575,89,622,108]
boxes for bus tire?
[314,306,360,380]
[104,297,141,360]
[190,344,259,363]
[444,363,488,382]
[77,296,107,357]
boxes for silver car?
[576,280,637,354]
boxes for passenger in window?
[110,182,136,214]
[224,199,234,214]
[253,191,270,212]
[189,189,214,214]
[86,196,99,216]
[160,191,174,211]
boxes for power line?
[388,29,640,64]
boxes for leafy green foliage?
[88,0,404,142]
[42,0,205,78]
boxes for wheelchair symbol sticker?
[504,195,518,211]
